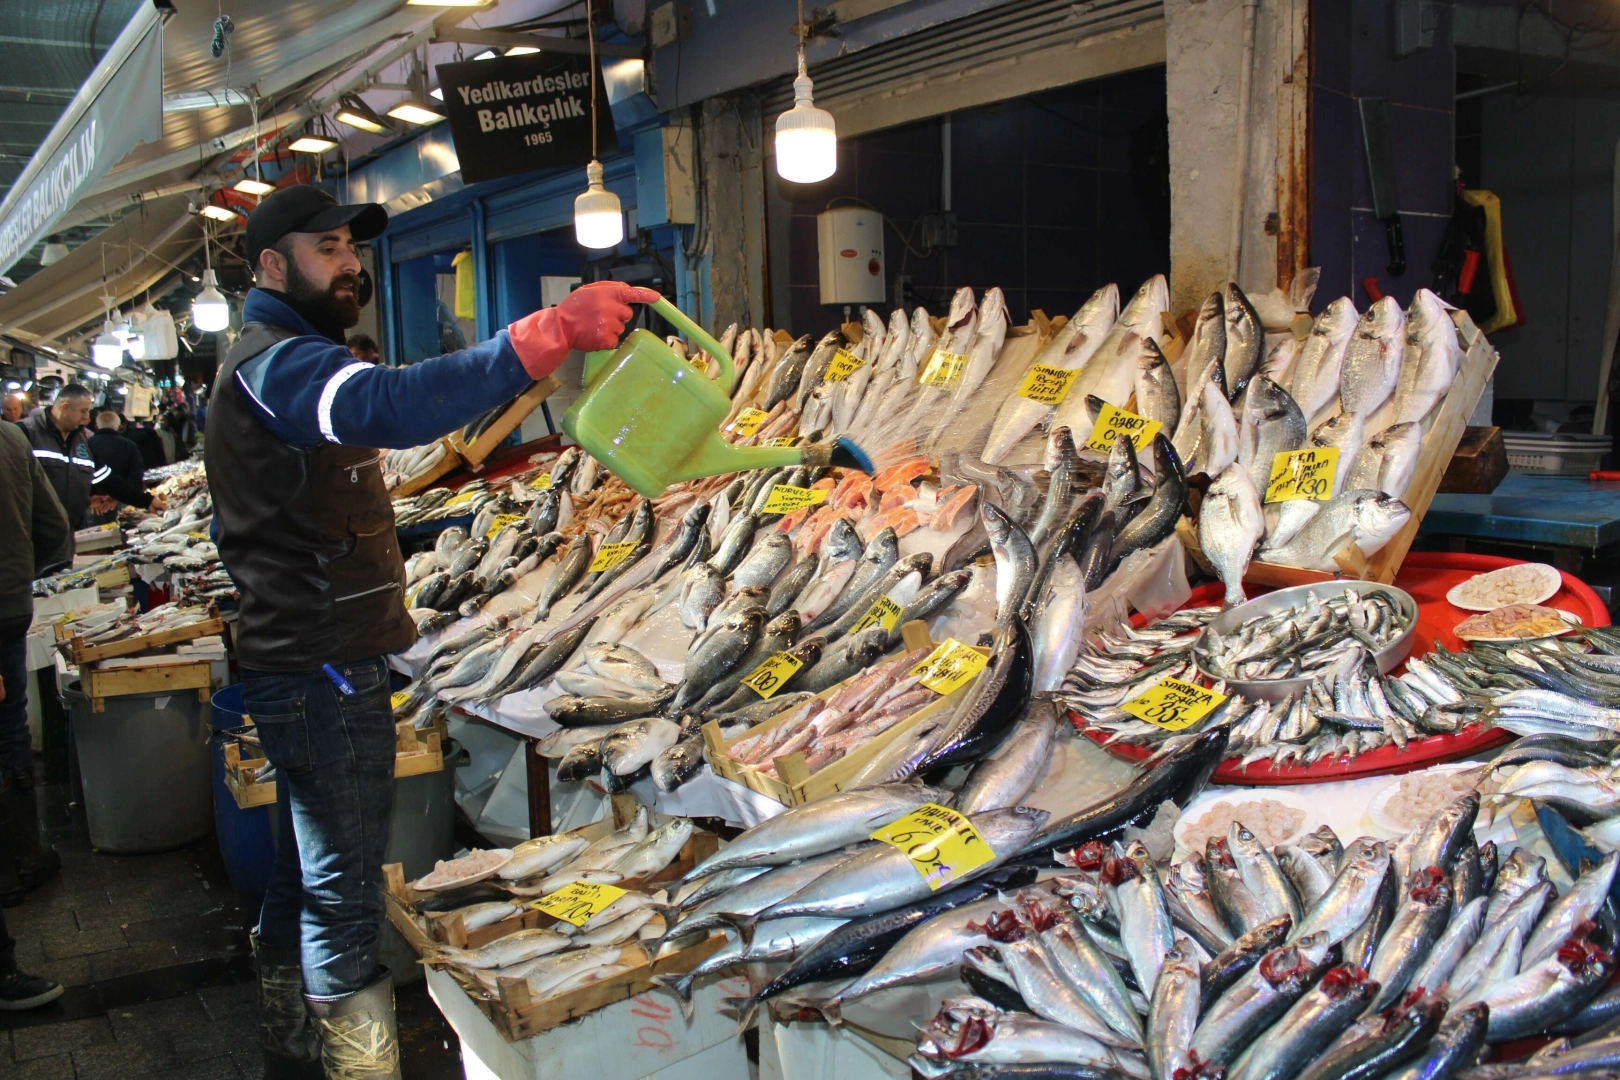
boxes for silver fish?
[1199,464,1265,609]
[1521,851,1620,970]
[1406,894,1485,996]
[1392,288,1462,425]
[1135,338,1181,436]
[731,532,793,590]
[1289,298,1358,420]
[1290,838,1389,946]
[1223,283,1264,402]
[1236,375,1306,495]
[957,711,1056,815]
[1148,938,1201,1080]
[677,563,727,630]
[1340,296,1406,416]
[1259,490,1410,571]
[1362,867,1453,1013]
[983,503,1036,630]
[801,526,898,634]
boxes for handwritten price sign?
[485,513,526,539]
[531,472,552,490]
[1016,364,1082,406]
[443,489,480,510]
[849,595,903,636]
[588,540,640,574]
[919,350,969,390]
[871,803,996,890]
[739,652,805,699]
[532,881,628,926]
[761,485,828,515]
[1121,677,1227,731]
[824,349,865,382]
[909,638,990,695]
[1265,447,1339,503]
[1084,403,1162,454]
[764,436,800,448]
[729,407,770,437]
[390,690,411,711]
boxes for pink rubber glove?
[507,281,664,379]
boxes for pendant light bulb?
[775,54,836,183]
[92,319,124,368]
[574,159,624,250]
[193,269,231,332]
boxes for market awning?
[0,2,165,277]
[0,194,202,346]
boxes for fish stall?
[379,272,1620,1080]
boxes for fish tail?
[728,993,762,1034]
[712,912,758,947]
[650,973,697,1019]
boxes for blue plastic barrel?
[210,683,276,905]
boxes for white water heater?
[817,206,886,305]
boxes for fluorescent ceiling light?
[405,0,491,5]
[289,135,338,153]
[234,178,275,196]
[387,100,443,126]
[506,45,540,55]
[430,86,444,101]
[200,204,238,222]
[473,50,498,60]
[335,94,393,135]
[39,235,68,266]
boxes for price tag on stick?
[919,350,969,390]
[824,349,865,382]
[871,803,996,890]
[909,638,990,694]
[1120,677,1227,731]
[485,513,526,539]
[589,541,639,573]
[1265,447,1340,504]
[739,653,805,699]
[532,881,628,926]
[389,691,411,711]
[1015,364,1082,405]
[1084,403,1162,454]
[761,485,828,515]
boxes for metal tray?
[1191,580,1419,702]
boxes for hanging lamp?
[775,1,837,183]
[573,0,623,250]
[192,227,230,333]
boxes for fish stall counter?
[1425,469,1620,558]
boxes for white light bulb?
[192,270,231,332]
[92,319,124,368]
[574,160,624,249]
[775,61,837,184]
[125,331,146,360]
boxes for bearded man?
[204,185,655,1079]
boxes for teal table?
[1424,471,1620,552]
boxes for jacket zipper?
[333,581,399,604]
[349,454,381,483]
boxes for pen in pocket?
[322,664,356,696]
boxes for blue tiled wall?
[1311,0,1456,310]
[770,66,1170,335]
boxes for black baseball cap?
[245,185,388,269]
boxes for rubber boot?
[252,931,323,1080]
[306,967,401,1080]
[4,767,59,892]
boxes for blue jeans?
[0,621,32,776]
[240,656,395,999]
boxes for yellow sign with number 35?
[1121,677,1228,731]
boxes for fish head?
[1136,336,1170,375]
[979,502,1015,545]
[683,502,712,529]
[765,610,802,637]
[823,517,863,562]
[1125,274,1171,323]
[1311,411,1362,449]
[978,287,1007,321]
[1319,296,1360,335]
[1047,424,1078,467]
[1353,493,1411,545]
[1077,282,1121,329]
[1364,296,1406,339]
[864,527,900,563]
[1226,820,1268,858]
[1317,964,1373,998]
[789,638,824,667]
[1557,921,1614,976]
[1197,289,1226,333]
[1225,283,1261,335]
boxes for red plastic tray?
[1070,554,1610,785]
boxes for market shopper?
[1,396,20,423]
[89,410,166,514]
[346,333,379,363]
[205,183,657,1080]
[0,419,70,910]
[18,383,103,536]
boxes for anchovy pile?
[1196,588,1411,681]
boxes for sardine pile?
[416,808,697,1000]
[1069,602,1620,773]
[1196,587,1410,681]
[1193,286,1473,604]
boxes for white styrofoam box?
[817,207,885,306]
[757,1014,910,1080]
[428,963,750,1080]
[475,743,532,846]
[31,585,99,622]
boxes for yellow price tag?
[532,473,552,490]
[730,407,770,437]
[485,513,526,539]
[764,436,799,448]
[390,690,411,711]
[909,638,990,694]
[187,531,210,541]
[444,489,479,510]
[1084,403,1162,454]
[532,881,629,927]
[1265,447,1340,504]
[589,540,640,573]
[1120,677,1227,731]
[761,485,828,515]
[871,803,995,890]
[1016,364,1082,405]
[849,595,903,637]
[919,350,969,390]
[740,652,805,699]
[824,348,865,382]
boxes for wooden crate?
[392,437,464,498]
[56,607,224,665]
[221,723,445,811]
[1198,311,1498,589]
[703,622,988,808]
[79,658,214,714]
[94,562,131,589]
[381,798,726,1042]
[223,740,277,809]
[447,377,561,468]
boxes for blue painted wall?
[770,68,1170,335]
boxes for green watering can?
[560,297,871,499]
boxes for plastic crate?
[1501,431,1611,475]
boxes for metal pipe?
[1228,0,1261,283]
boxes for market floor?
[0,767,464,1079]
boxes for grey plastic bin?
[63,678,213,854]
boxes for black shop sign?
[436,52,615,184]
